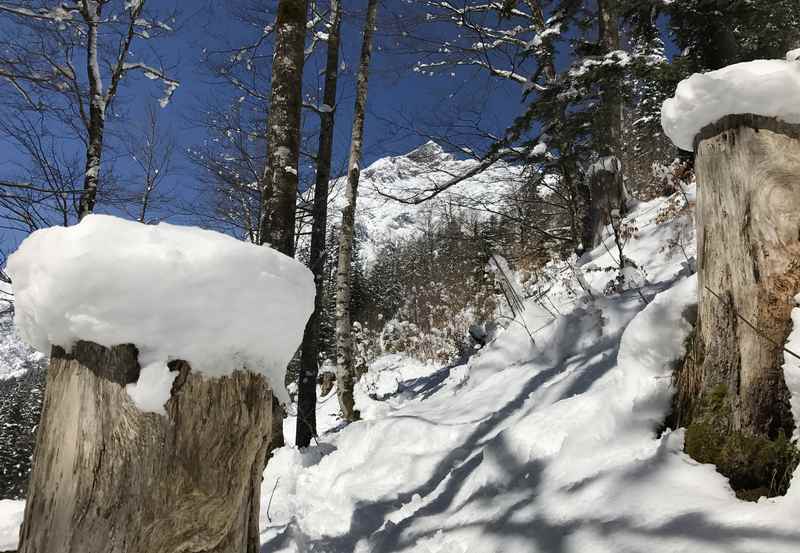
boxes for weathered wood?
[18,341,275,553]
[580,157,627,250]
[695,118,800,435]
[680,115,800,496]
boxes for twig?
[704,286,800,362]
[496,315,536,347]
[266,477,280,523]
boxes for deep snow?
[661,59,800,150]
[7,215,315,409]
[256,184,800,553]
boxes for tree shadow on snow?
[260,272,731,552]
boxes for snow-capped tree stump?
[679,114,800,497]
[17,341,275,553]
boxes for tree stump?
[17,341,275,553]
[679,114,800,498]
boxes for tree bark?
[579,0,626,251]
[296,0,342,448]
[335,0,379,422]
[597,0,621,157]
[257,0,309,453]
[679,114,800,496]
[581,156,626,250]
[259,0,309,255]
[78,1,106,221]
[18,341,275,553]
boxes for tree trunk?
[597,0,621,157]
[335,0,379,422]
[18,341,275,553]
[679,114,800,498]
[259,0,309,255]
[78,2,106,221]
[296,0,342,448]
[257,0,309,453]
[581,156,626,250]
[579,0,626,251]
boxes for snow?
[787,48,800,62]
[5,154,800,552]
[662,59,800,150]
[0,500,24,551]
[125,362,178,415]
[318,141,526,266]
[530,142,547,156]
[7,215,315,409]
[783,294,800,440]
[252,182,800,553]
[0,304,44,381]
[250,185,800,552]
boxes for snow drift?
[7,214,315,408]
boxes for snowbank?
[661,59,800,150]
[7,215,314,408]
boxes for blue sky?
[0,0,528,239]
[160,1,530,171]
[0,0,678,247]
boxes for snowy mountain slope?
[0,283,44,382]
[322,142,527,265]
[253,184,800,553]
[0,311,44,382]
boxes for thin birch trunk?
[296,0,342,448]
[78,1,105,220]
[335,0,379,422]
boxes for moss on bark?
[685,384,799,501]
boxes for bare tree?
[125,104,177,223]
[0,114,83,233]
[0,0,179,221]
[296,0,342,448]
[335,0,379,422]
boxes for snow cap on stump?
[7,215,315,407]
[661,58,800,151]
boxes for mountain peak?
[405,140,449,163]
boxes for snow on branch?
[0,2,78,22]
[122,63,179,107]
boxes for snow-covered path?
[258,188,800,552]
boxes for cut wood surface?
[18,341,275,553]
